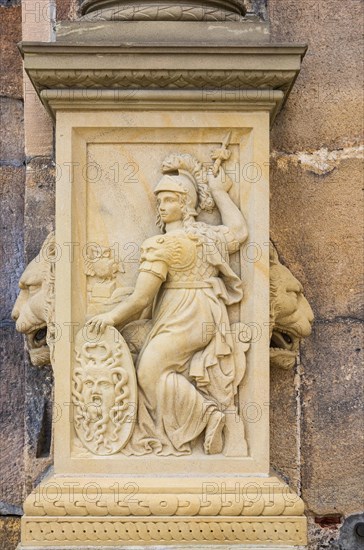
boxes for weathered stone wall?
[0,1,25,547]
[0,0,363,549]
[269,1,364,548]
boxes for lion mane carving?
[12,234,313,370]
[12,232,56,367]
[269,245,314,369]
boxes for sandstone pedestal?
[17,2,307,547]
[19,475,306,547]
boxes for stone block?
[23,75,53,158]
[22,0,54,158]
[0,5,23,98]
[24,156,55,262]
[246,0,267,20]
[56,0,78,21]
[21,0,54,41]
[300,320,364,516]
[0,516,21,550]
[306,515,340,550]
[270,157,364,321]
[269,0,363,151]
[0,0,21,5]
[22,157,55,494]
[0,98,24,162]
[0,166,26,511]
[270,365,300,492]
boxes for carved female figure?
[87,166,248,456]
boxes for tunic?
[124,221,244,456]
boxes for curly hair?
[72,342,131,455]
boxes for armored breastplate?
[167,242,219,284]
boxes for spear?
[211,131,232,176]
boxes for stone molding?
[80,0,247,20]
[23,477,305,517]
[29,69,297,92]
[19,476,307,546]
[38,89,284,125]
[20,43,306,123]
[22,517,307,545]
[81,6,244,22]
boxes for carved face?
[270,253,314,369]
[81,365,116,421]
[11,236,55,366]
[156,191,184,224]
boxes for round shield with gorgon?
[72,326,137,455]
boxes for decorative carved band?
[81,0,247,21]
[24,517,307,545]
[25,491,304,517]
[30,69,296,93]
[82,6,244,21]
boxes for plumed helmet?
[154,170,198,216]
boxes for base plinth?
[18,546,307,550]
[19,475,307,547]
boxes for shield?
[72,326,137,455]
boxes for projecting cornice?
[19,42,306,123]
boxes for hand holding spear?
[209,131,233,192]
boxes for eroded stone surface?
[56,0,78,21]
[24,157,55,261]
[23,157,55,496]
[269,0,363,151]
[0,5,23,98]
[0,166,26,511]
[270,158,364,322]
[270,365,300,492]
[0,98,24,163]
[306,515,341,550]
[300,320,363,516]
[0,516,21,550]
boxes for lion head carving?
[12,234,314,370]
[12,232,56,367]
[269,245,314,369]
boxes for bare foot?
[204,411,225,454]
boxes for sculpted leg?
[136,335,224,453]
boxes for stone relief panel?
[79,135,251,458]
[76,127,254,463]
[12,118,312,471]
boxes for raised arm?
[207,168,248,244]
[86,268,164,334]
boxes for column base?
[18,546,307,550]
[19,475,307,547]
